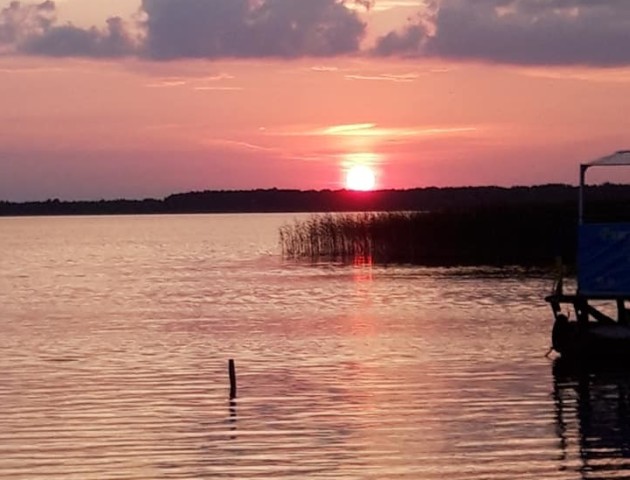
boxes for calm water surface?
[1,214,629,479]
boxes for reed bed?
[280,207,577,267]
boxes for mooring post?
[228,359,237,399]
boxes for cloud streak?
[345,72,418,82]
[316,122,478,138]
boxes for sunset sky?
[2,0,630,200]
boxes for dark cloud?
[141,0,367,59]
[374,24,426,57]
[20,17,137,57]
[0,0,367,59]
[0,1,137,57]
[0,1,55,45]
[7,0,630,65]
[375,0,630,66]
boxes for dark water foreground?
[1,214,630,479]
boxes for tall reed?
[280,207,577,266]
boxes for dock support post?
[617,299,627,325]
[579,164,589,225]
[576,297,589,326]
[229,359,237,399]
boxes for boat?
[546,150,630,360]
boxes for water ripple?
[0,215,623,479]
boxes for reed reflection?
[553,358,630,478]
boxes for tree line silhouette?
[4,183,630,216]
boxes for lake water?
[1,214,629,479]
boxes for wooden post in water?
[228,359,237,399]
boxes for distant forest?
[2,184,630,217]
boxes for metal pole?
[579,164,588,225]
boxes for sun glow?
[346,165,376,191]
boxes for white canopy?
[583,150,630,167]
[579,150,630,224]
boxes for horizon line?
[0,182,591,204]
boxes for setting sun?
[346,165,376,191]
